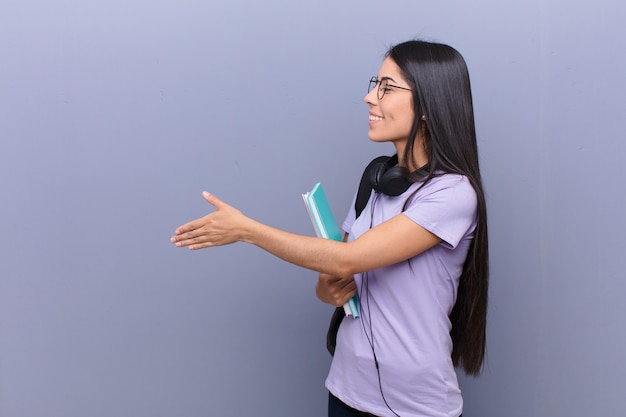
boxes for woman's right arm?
[172,192,441,277]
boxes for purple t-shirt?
[325,174,477,417]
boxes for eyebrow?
[379,76,398,83]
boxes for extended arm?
[171,192,441,277]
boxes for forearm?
[241,217,353,276]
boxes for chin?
[367,132,387,143]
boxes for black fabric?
[329,392,463,417]
[355,156,387,213]
[326,307,344,356]
[328,392,378,417]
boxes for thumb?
[202,191,227,210]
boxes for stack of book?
[302,183,359,318]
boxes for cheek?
[385,99,413,122]
[400,104,416,133]
[388,107,414,134]
[402,114,415,133]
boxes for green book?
[302,183,359,318]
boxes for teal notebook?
[302,183,359,318]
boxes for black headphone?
[366,154,411,197]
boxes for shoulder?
[403,174,478,248]
[411,174,476,205]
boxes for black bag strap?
[355,156,388,218]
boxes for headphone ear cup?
[365,155,411,197]
[369,158,390,192]
[378,166,411,196]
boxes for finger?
[330,280,356,298]
[171,234,197,247]
[337,278,356,291]
[173,234,206,248]
[202,191,229,211]
[340,292,356,305]
[174,221,199,236]
[338,283,357,299]
[330,290,355,307]
[319,273,342,284]
[332,282,355,297]
[187,240,215,250]
[173,217,207,236]
[174,231,221,249]
[324,275,354,290]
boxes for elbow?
[332,259,362,278]
[328,243,366,277]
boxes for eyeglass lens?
[368,77,388,100]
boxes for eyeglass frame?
[368,76,412,100]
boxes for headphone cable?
[359,271,401,417]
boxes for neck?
[393,142,428,171]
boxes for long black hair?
[387,40,489,375]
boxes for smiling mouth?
[369,115,384,121]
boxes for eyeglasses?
[368,76,412,100]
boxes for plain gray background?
[1,0,625,416]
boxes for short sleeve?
[341,189,359,235]
[403,175,477,249]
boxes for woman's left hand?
[316,273,356,306]
[170,192,251,250]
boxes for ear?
[419,115,428,135]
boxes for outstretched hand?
[170,192,251,250]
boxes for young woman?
[171,40,488,417]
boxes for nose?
[364,88,377,106]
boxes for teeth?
[369,115,384,121]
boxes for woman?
[171,40,488,417]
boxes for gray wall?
[1,1,625,416]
